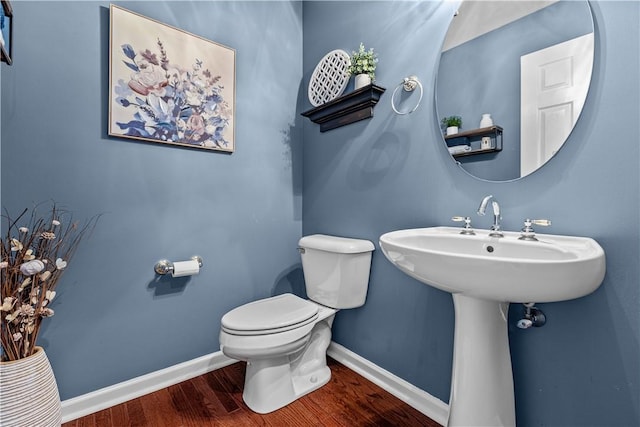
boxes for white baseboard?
[327,342,449,426]
[61,343,449,426]
[60,351,236,423]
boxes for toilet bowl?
[219,234,374,414]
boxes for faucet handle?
[531,219,551,227]
[452,216,475,235]
[519,218,551,241]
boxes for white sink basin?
[379,226,607,426]
[379,226,606,303]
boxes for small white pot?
[446,126,459,136]
[354,74,372,90]
[480,113,494,128]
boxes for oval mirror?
[436,1,594,182]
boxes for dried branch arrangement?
[1,203,98,361]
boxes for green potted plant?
[441,116,462,135]
[347,43,378,89]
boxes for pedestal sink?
[379,226,606,427]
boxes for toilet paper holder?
[154,256,203,275]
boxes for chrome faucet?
[477,195,504,237]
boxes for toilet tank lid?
[298,234,375,254]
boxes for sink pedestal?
[448,294,515,427]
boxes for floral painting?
[109,5,235,152]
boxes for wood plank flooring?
[62,357,442,426]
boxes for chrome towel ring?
[391,75,423,115]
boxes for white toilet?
[219,234,375,414]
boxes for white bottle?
[480,114,493,128]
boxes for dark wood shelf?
[444,125,503,140]
[302,84,386,132]
[445,125,503,158]
[451,147,501,158]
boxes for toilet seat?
[221,293,319,336]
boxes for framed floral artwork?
[1,0,12,65]
[109,5,235,152]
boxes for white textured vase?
[354,74,372,90]
[0,346,62,427]
[479,113,493,128]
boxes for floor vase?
[0,346,62,427]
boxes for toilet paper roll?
[172,259,200,277]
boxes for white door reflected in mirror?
[521,32,594,176]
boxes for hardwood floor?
[62,357,442,426]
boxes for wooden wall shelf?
[302,84,386,132]
[445,125,503,158]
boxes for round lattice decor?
[308,49,351,107]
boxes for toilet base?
[243,358,331,414]
[242,319,333,414]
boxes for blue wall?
[302,1,638,426]
[1,1,639,426]
[1,1,303,400]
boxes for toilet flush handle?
[298,247,306,254]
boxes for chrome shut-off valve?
[517,303,546,329]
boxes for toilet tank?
[298,234,375,309]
